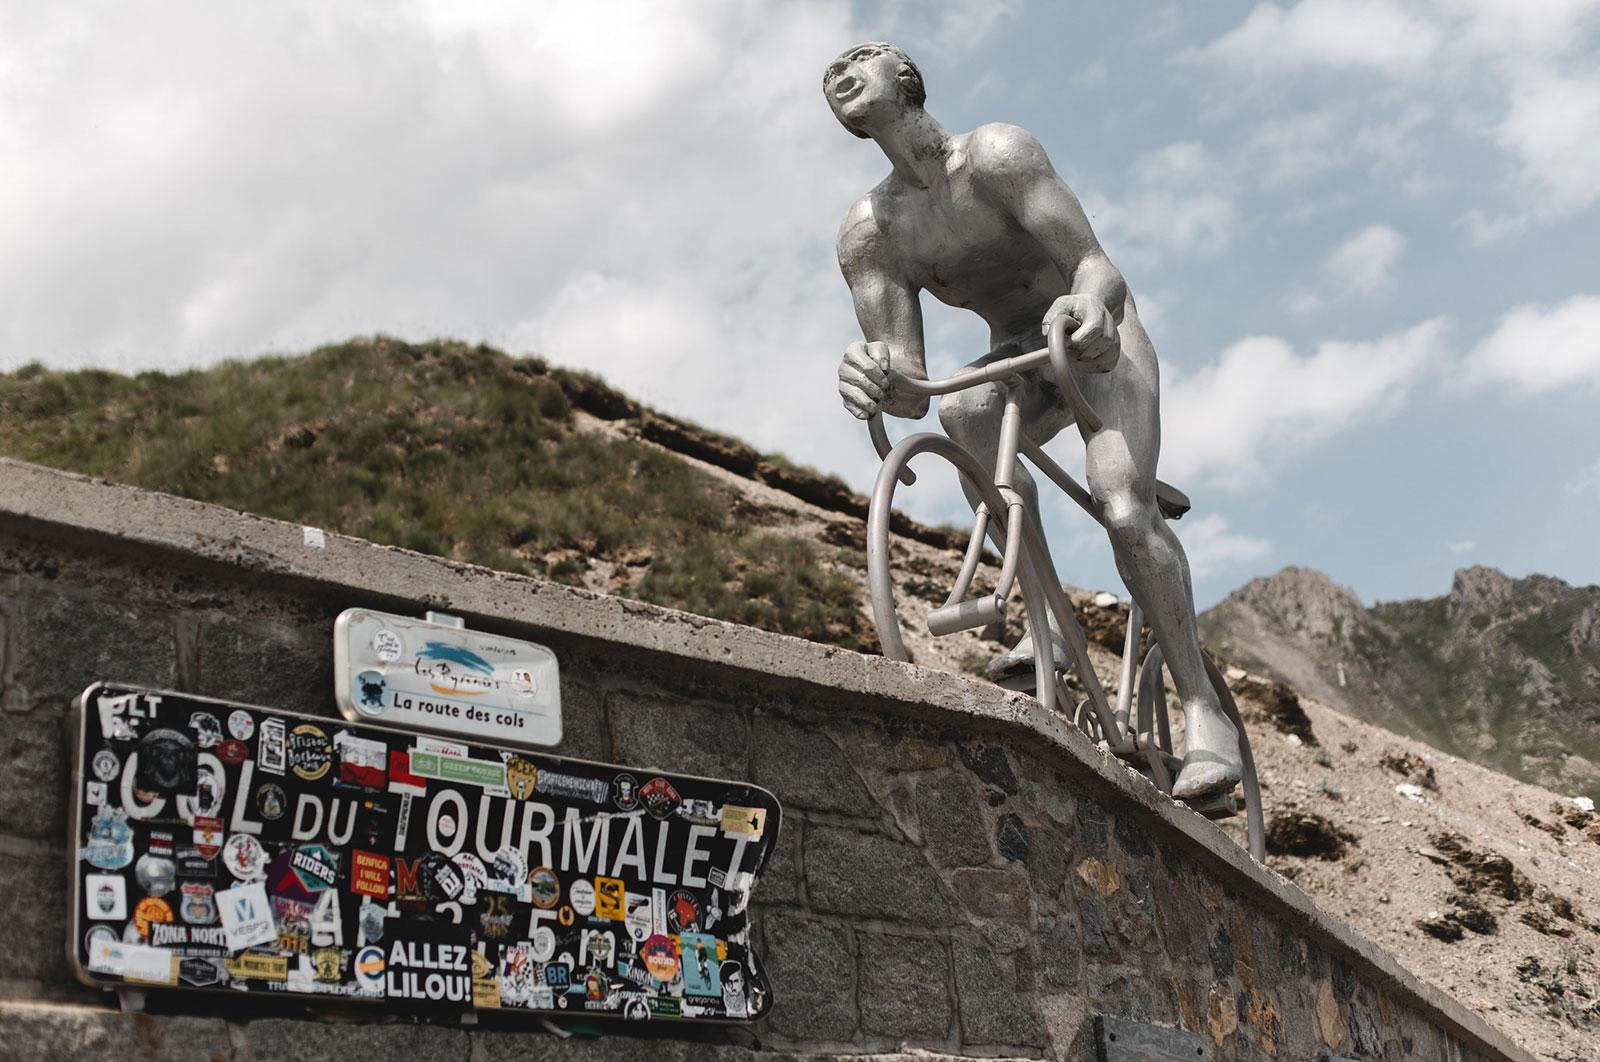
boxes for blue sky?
[2,1,1597,608]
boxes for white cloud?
[1446,539,1476,555]
[1183,0,1440,73]
[1176,513,1272,581]
[1326,223,1405,298]
[1493,70,1600,219]
[1162,317,1451,490]
[1285,290,1325,316]
[1248,111,1343,187]
[1085,142,1237,271]
[1463,294,1600,395]
[1190,0,1600,234]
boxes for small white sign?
[217,882,276,952]
[85,873,127,920]
[333,609,562,748]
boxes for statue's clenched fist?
[838,341,892,420]
[1042,293,1121,374]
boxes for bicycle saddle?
[1155,479,1190,521]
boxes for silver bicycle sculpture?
[861,315,1265,862]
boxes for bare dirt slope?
[581,412,1600,1061]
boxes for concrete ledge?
[0,458,1530,1061]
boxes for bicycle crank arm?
[927,594,1006,636]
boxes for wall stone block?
[17,579,176,713]
[247,1018,468,1061]
[0,845,70,984]
[752,714,876,818]
[857,929,954,1040]
[196,615,332,717]
[0,1003,234,1062]
[914,772,991,868]
[606,693,748,779]
[805,823,950,924]
[950,934,1046,1050]
[760,911,857,1042]
[0,706,66,840]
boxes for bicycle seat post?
[994,385,1025,492]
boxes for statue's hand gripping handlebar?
[864,313,1105,483]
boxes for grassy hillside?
[0,337,872,647]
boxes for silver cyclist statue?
[827,42,1242,804]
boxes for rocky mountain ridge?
[1200,566,1600,802]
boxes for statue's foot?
[1172,701,1243,801]
[986,620,1068,685]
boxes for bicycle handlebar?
[864,313,1105,474]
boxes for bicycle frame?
[865,316,1133,754]
[858,317,1266,860]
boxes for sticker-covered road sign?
[69,683,779,1022]
[334,609,562,748]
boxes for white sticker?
[302,526,326,549]
[85,873,127,920]
[228,710,255,740]
[570,879,595,917]
[372,629,403,662]
[85,781,107,806]
[258,719,287,775]
[217,882,276,952]
[87,939,177,985]
[624,895,652,942]
[530,925,556,962]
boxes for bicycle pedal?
[1182,791,1239,820]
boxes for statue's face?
[824,44,908,136]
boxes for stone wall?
[0,460,1528,1061]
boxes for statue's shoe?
[1171,706,1243,800]
[986,622,1069,688]
[1172,756,1242,800]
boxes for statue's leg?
[938,379,1068,681]
[1078,320,1242,799]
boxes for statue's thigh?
[1080,353,1161,499]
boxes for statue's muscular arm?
[968,123,1127,372]
[836,198,930,420]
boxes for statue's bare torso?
[844,125,1118,358]
[850,128,1077,350]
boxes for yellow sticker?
[226,952,289,981]
[594,876,626,921]
[473,978,502,1008]
[505,758,537,801]
[721,804,766,840]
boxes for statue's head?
[823,42,925,139]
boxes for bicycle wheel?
[1135,644,1266,863]
[865,432,1064,713]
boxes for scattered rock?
[1091,591,1119,608]
[1379,750,1438,790]
[1224,669,1319,745]
[1518,810,1565,839]
[1396,783,1427,802]
[1419,911,1464,942]
[1430,832,1527,902]
[1265,811,1355,860]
